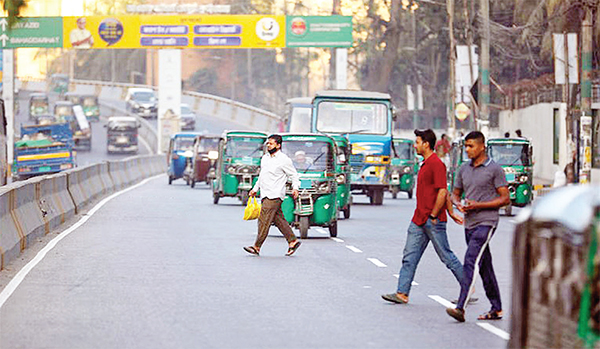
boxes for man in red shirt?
[382,129,464,304]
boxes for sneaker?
[446,307,465,322]
[381,293,409,304]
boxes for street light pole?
[478,0,490,137]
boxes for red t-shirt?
[412,153,448,225]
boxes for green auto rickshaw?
[49,74,69,98]
[212,131,267,205]
[331,134,351,219]
[389,138,416,199]
[280,133,339,238]
[81,94,100,122]
[487,138,533,216]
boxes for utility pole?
[478,0,490,137]
[329,0,341,89]
[579,7,593,183]
[463,0,477,129]
[447,0,456,138]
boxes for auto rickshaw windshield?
[31,100,48,109]
[394,142,414,159]
[56,106,73,116]
[282,140,333,172]
[83,97,97,107]
[225,137,264,158]
[289,106,312,133]
[199,137,219,152]
[174,137,195,151]
[316,102,388,135]
[489,143,530,166]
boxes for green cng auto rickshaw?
[280,134,339,238]
[212,131,267,205]
[28,93,50,122]
[331,134,352,219]
[64,92,83,106]
[389,138,416,199]
[487,138,533,216]
[49,74,69,98]
[81,95,100,122]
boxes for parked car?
[105,116,140,154]
[125,88,157,118]
[180,103,196,130]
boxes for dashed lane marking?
[331,238,344,243]
[0,175,162,309]
[346,245,363,253]
[428,295,455,308]
[367,258,387,268]
[477,323,510,341]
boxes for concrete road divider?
[0,154,166,271]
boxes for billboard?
[286,16,352,47]
[62,15,286,49]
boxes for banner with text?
[285,16,352,47]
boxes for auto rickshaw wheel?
[329,221,338,237]
[168,176,173,185]
[299,216,309,239]
[407,189,413,199]
[504,204,512,216]
[190,180,195,188]
[213,192,220,204]
[343,205,351,219]
[391,187,399,199]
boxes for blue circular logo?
[98,18,123,46]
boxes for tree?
[3,0,26,26]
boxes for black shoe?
[446,307,465,322]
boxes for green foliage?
[3,0,26,26]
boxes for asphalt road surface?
[0,177,516,348]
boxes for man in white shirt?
[70,17,94,49]
[244,134,302,256]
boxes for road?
[0,177,516,348]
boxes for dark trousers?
[456,225,502,311]
[255,198,297,248]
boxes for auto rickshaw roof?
[223,130,268,138]
[487,138,530,144]
[315,90,391,101]
[108,116,137,123]
[50,73,69,79]
[286,97,313,106]
[80,94,98,99]
[328,134,349,143]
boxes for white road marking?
[0,174,162,309]
[363,286,372,289]
[477,323,510,340]
[315,228,328,235]
[428,295,455,308]
[331,238,344,243]
[346,245,363,253]
[367,258,387,268]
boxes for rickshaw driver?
[244,135,302,257]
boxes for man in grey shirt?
[446,131,510,323]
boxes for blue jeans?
[397,220,464,295]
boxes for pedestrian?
[382,129,464,305]
[244,134,302,257]
[435,133,451,158]
[446,131,510,322]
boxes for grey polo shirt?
[454,157,508,229]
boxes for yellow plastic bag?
[243,197,262,220]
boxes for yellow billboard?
[63,15,286,49]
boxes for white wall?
[498,103,566,184]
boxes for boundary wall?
[0,154,165,270]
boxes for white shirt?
[70,28,94,48]
[252,150,300,200]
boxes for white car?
[125,88,157,118]
[180,103,196,130]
